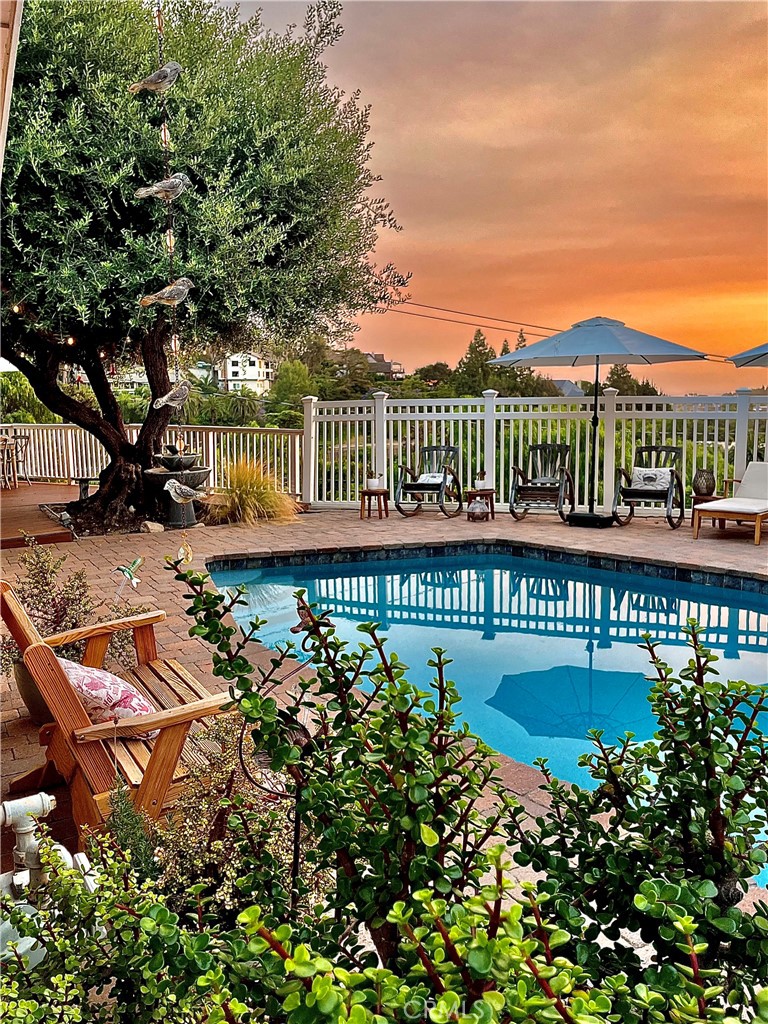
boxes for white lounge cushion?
[415,473,444,485]
[698,497,768,515]
[734,462,768,500]
[630,468,671,491]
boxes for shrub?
[153,714,328,926]
[0,535,150,673]
[204,459,298,525]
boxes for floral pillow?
[57,658,158,739]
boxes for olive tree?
[1,0,406,525]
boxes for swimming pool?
[213,549,767,785]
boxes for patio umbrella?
[727,342,768,368]
[490,316,707,527]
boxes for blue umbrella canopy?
[489,316,707,367]
[727,342,768,369]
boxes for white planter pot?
[367,479,384,490]
[474,480,488,491]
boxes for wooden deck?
[0,483,79,549]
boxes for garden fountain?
[143,443,211,527]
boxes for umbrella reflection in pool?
[486,641,652,742]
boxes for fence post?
[482,389,499,493]
[289,431,301,497]
[302,395,318,504]
[733,388,751,479]
[372,390,389,487]
[601,388,619,513]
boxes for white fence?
[2,388,766,511]
[304,388,768,509]
[0,423,302,496]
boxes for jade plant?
[3,568,767,1023]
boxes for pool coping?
[206,537,768,595]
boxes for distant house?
[216,352,275,395]
[552,380,584,398]
[364,352,405,380]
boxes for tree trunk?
[6,319,175,530]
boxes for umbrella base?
[567,512,615,529]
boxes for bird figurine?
[113,556,144,599]
[134,172,191,202]
[128,60,183,95]
[140,277,194,308]
[163,478,204,504]
[153,379,191,410]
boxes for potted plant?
[474,468,488,490]
[0,535,147,723]
[366,469,385,490]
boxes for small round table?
[360,488,389,520]
[466,488,496,521]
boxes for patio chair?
[612,445,684,529]
[691,462,768,545]
[508,443,574,522]
[14,434,32,486]
[0,580,230,844]
[394,444,463,518]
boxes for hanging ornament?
[154,4,164,33]
[153,379,191,409]
[169,333,180,355]
[134,173,191,202]
[140,277,193,308]
[162,228,176,254]
[112,557,145,600]
[159,122,171,148]
[177,537,193,565]
[128,61,183,96]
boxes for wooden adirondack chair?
[1,579,230,844]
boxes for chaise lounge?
[691,462,768,545]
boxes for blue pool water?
[213,552,767,879]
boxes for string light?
[12,304,21,313]
[66,336,76,346]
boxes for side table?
[691,493,725,530]
[466,488,496,521]
[360,488,389,520]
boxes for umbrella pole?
[567,357,613,527]
[588,357,600,514]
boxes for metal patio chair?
[13,434,32,486]
[612,444,684,529]
[508,443,574,522]
[394,444,463,518]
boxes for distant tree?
[453,329,496,395]
[316,347,374,400]
[265,360,312,426]
[0,371,58,423]
[414,361,452,386]
[605,364,660,396]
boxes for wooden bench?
[1,580,231,845]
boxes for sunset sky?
[251,1,767,393]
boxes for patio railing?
[1,387,766,511]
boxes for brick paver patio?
[1,510,766,890]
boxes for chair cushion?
[415,473,444,486]
[57,657,158,738]
[698,498,768,515]
[630,468,672,491]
